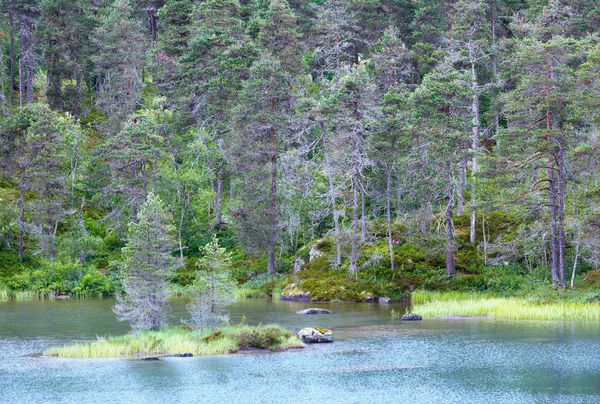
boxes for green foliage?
[45,325,302,358]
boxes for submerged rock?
[163,353,194,357]
[298,327,334,343]
[296,308,332,315]
[378,297,391,305]
[140,356,159,361]
[281,283,311,301]
[401,313,422,321]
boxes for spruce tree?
[113,192,180,331]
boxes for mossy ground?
[45,325,303,358]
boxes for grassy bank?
[44,325,303,358]
[411,291,600,320]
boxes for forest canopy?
[1,0,600,300]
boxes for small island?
[45,325,303,359]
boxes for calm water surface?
[1,298,599,403]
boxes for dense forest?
[1,0,599,301]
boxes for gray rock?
[309,247,323,262]
[378,297,392,305]
[141,356,159,361]
[401,313,422,321]
[292,257,305,273]
[298,327,334,343]
[296,308,332,315]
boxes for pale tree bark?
[349,171,360,277]
[214,167,223,226]
[9,12,15,105]
[545,48,560,287]
[469,51,480,244]
[457,159,466,215]
[385,168,395,272]
[360,177,366,241]
[321,122,342,265]
[446,178,456,276]
[267,128,277,275]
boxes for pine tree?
[412,65,472,276]
[230,54,293,274]
[498,1,582,288]
[257,0,304,75]
[113,192,180,331]
[186,236,236,331]
[92,0,146,133]
[38,0,94,113]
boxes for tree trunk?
[385,168,395,273]
[48,52,63,110]
[349,172,360,277]
[557,137,566,289]
[482,212,487,266]
[360,176,366,242]
[545,48,559,287]
[469,57,480,244]
[445,179,456,276]
[214,167,223,226]
[9,12,15,106]
[19,172,25,263]
[178,188,186,260]
[267,129,277,275]
[19,12,35,106]
[321,122,342,265]
[457,159,466,215]
[75,69,82,117]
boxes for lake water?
[1,298,600,403]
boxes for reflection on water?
[2,298,600,403]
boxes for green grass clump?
[44,325,303,358]
[234,287,269,299]
[411,290,491,304]
[411,291,600,320]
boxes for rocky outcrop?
[297,327,334,343]
[292,257,305,273]
[360,291,377,302]
[401,313,422,321]
[378,297,391,305]
[296,308,332,315]
[280,283,311,301]
[309,246,324,262]
[163,353,193,357]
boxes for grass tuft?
[411,290,600,320]
[44,324,303,358]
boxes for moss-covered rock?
[297,327,333,343]
[281,283,310,301]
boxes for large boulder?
[378,297,391,305]
[298,327,334,343]
[281,283,311,301]
[401,313,422,321]
[296,308,332,315]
